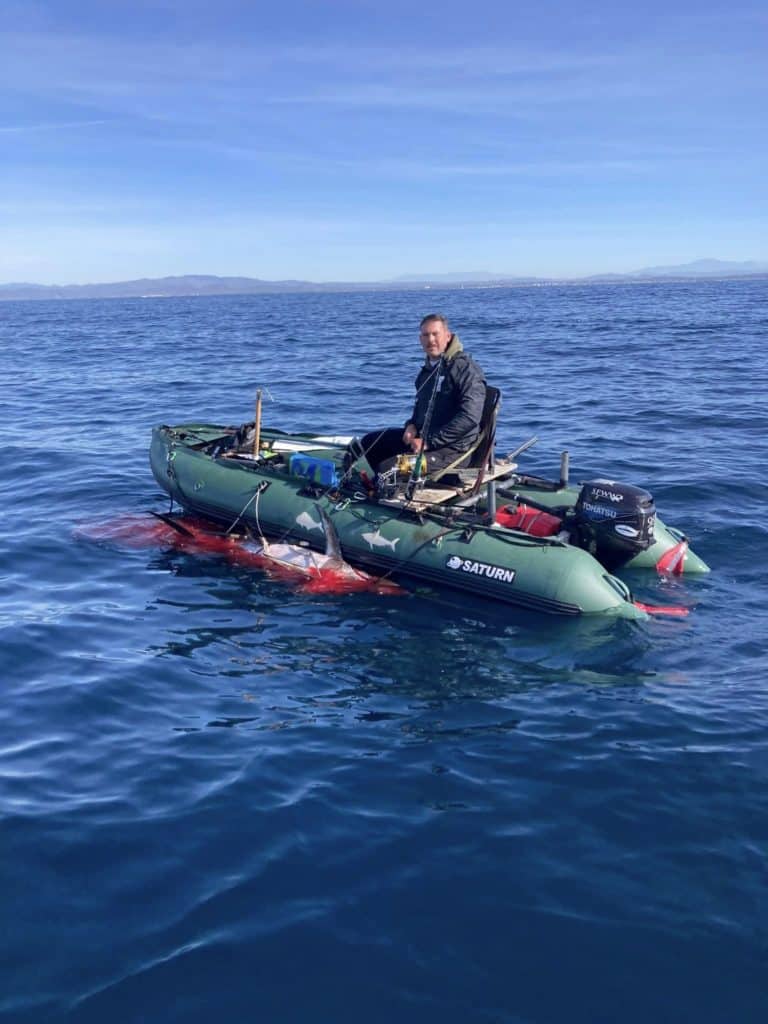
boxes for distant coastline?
[1,260,766,302]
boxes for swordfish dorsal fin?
[316,505,343,562]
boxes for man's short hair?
[420,313,449,329]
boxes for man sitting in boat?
[358,313,487,478]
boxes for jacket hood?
[441,334,463,362]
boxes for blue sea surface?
[2,280,767,1023]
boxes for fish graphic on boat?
[361,528,400,552]
[295,510,324,533]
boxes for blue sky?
[1,0,766,283]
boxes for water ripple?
[2,281,768,1022]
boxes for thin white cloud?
[162,134,726,180]
[1,28,763,126]
[369,158,660,178]
[0,119,112,134]
[280,43,620,76]
[266,79,657,111]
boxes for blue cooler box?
[289,453,339,487]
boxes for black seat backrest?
[467,385,501,468]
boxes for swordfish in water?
[245,507,377,584]
[143,505,401,594]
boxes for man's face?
[419,319,451,359]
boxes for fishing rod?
[337,358,456,492]
[506,435,539,461]
[405,356,444,500]
[253,387,263,458]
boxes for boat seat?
[426,384,502,485]
[469,384,501,469]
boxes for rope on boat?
[225,481,270,536]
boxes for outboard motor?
[572,479,656,569]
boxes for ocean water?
[2,280,767,1023]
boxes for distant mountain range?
[395,260,768,283]
[592,258,768,280]
[1,260,766,301]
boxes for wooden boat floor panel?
[379,460,517,512]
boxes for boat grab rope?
[224,481,270,536]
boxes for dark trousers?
[359,429,408,471]
[360,429,473,475]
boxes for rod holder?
[559,450,569,488]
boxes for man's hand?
[403,424,425,453]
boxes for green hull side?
[150,425,647,619]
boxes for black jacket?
[408,334,486,453]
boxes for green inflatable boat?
[149,421,709,619]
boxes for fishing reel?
[375,453,428,500]
[375,466,400,500]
